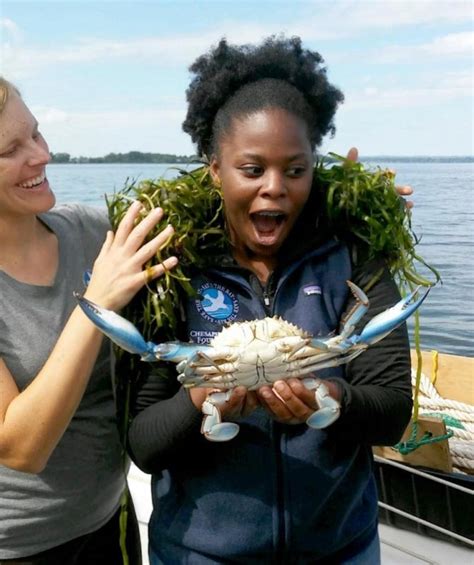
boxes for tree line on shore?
[49,151,473,164]
[49,151,199,164]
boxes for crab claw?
[201,392,240,442]
[355,285,431,346]
[303,378,341,428]
[75,294,158,361]
[75,294,205,363]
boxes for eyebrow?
[240,152,310,161]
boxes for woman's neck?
[233,249,276,285]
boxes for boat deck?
[128,465,473,564]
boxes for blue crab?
[75,282,429,442]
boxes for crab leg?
[284,348,367,375]
[75,294,205,363]
[304,285,431,355]
[353,285,431,346]
[338,281,370,340]
[302,378,341,428]
[201,392,240,442]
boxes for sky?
[1,0,473,158]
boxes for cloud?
[0,17,23,61]
[1,24,266,78]
[33,106,194,156]
[344,70,473,109]
[32,106,70,124]
[422,31,474,56]
[0,17,21,38]
[374,31,474,62]
[3,0,472,79]
[333,0,473,29]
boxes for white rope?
[415,377,474,412]
[418,400,474,423]
[411,369,474,471]
[450,440,474,460]
[452,455,474,471]
[446,427,474,442]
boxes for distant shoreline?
[359,156,473,163]
[49,152,474,165]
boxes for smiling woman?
[0,79,55,222]
[0,77,178,564]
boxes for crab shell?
[179,317,332,390]
[211,316,310,347]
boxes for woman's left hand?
[256,378,320,425]
[257,378,342,425]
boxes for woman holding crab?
[124,36,414,564]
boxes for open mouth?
[250,211,286,234]
[249,211,288,247]
[17,173,46,189]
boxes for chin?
[35,191,56,214]
[251,241,283,258]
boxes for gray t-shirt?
[0,204,125,558]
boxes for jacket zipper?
[263,275,287,561]
[211,269,289,557]
[274,423,286,562]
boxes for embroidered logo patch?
[196,283,239,324]
[303,284,322,296]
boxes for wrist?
[324,379,342,403]
[189,387,208,410]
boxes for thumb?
[346,147,359,162]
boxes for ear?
[209,157,221,186]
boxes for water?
[46,163,195,206]
[47,161,474,357]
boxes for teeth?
[18,174,45,189]
[257,211,283,217]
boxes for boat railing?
[374,454,474,548]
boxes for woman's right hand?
[84,201,178,311]
[189,387,260,421]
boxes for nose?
[27,138,51,167]
[260,170,287,198]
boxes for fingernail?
[275,382,285,392]
[261,389,272,399]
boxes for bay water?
[46,161,474,357]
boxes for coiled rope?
[411,368,474,473]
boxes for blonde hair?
[0,78,20,115]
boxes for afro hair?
[182,35,344,157]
